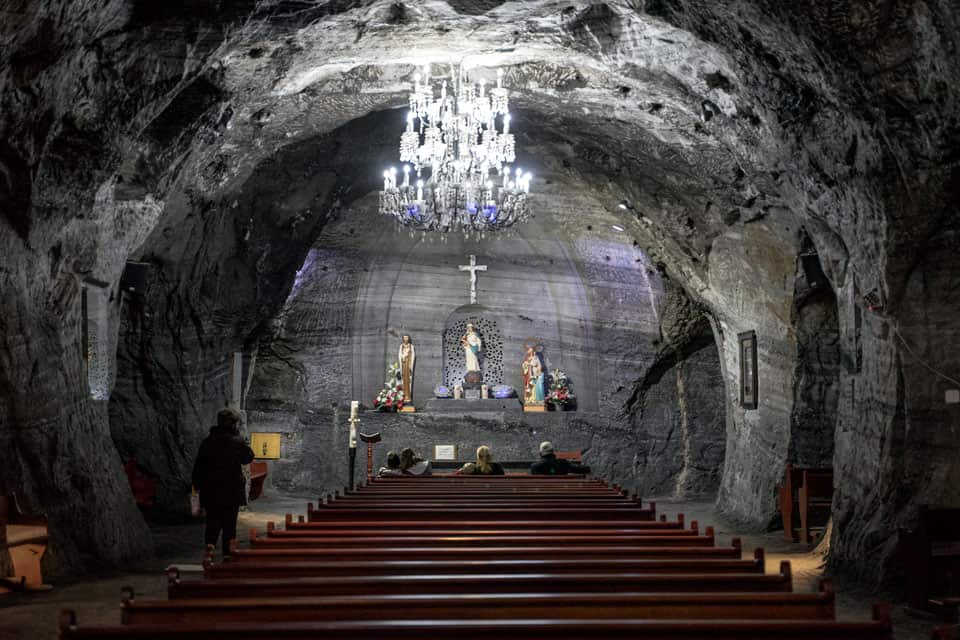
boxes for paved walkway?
[0,492,945,639]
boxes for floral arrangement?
[373,362,405,411]
[546,368,575,408]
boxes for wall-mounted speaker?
[119,261,151,295]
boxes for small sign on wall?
[251,433,282,459]
[434,445,458,461]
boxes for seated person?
[456,445,505,475]
[530,441,590,475]
[400,448,432,476]
[377,451,404,477]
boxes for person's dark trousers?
[204,504,241,554]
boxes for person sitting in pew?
[378,451,404,477]
[399,448,432,476]
[455,445,506,475]
[530,441,591,475]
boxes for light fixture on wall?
[378,64,533,234]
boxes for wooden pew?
[221,539,745,564]
[60,605,896,639]
[248,461,268,501]
[899,505,960,617]
[169,560,793,599]
[122,579,836,625]
[201,548,768,580]
[248,530,718,549]
[0,492,51,593]
[266,522,697,538]
[305,506,657,522]
[798,469,833,544]
[778,464,832,542]
[283,513,679,531]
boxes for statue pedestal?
[523,403,546,413]
[400,405,416,413]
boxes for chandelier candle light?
[379,64,532,234]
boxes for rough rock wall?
[789,257,841,468]
[0,0,255,572]
[109,136,345,517]
[646,0,960,583]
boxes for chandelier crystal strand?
[379,64,532,233]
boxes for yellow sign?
[250,433,282,459]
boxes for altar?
[422,398,523,413]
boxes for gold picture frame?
[250,433,282,459]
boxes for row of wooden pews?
[60,474,900,638]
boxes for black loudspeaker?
[800,253,828,289]
[119,261,150,295]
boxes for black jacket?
[530,454,590,476]
[466,462,506,475]
[191,426,255,508]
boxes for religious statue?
[398,334,415,403]
[460,323,482,374]
[521,346,545,405]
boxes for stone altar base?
[422,398,523,413]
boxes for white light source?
[379,64,531,233]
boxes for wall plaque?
[434,445,458,461]
[251,432,282,459]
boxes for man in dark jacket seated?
[192,408,255,558]
[530,441,590,475]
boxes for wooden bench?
[266,522,696,538]
[123,459,158,510]
[201,548,767,580]
[899,505,960,618]
[220,539,745,564]
[0,492,51,592]
[306,506,657,522]
[778,464,833,543]
[122,579,836,625]
[169,560,793,599]
[247,531,718,549]
[283,514,680,531]
[60,606,896,639]
[248,461,268,501]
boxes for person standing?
[191,407,255,558]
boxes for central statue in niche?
[460,323,483,383]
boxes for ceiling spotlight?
[618,200,632,211]
[611,225,625,232]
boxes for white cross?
[458,255,487,305]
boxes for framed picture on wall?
[738,331,758,410]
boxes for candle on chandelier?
[403,164,410,187]
[417,179,424,201]
[406,111,414,132]
[504,113,511,135]
[383,170,390,191]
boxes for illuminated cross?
[458,254,487,305]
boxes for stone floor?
[0,492,946,639]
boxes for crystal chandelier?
[379,64,532,234]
